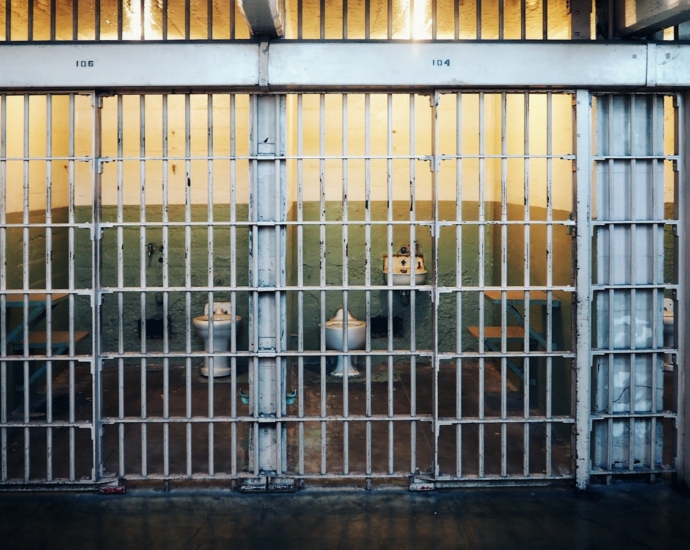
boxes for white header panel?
[268,42,649,88]
[1,42,690,90]
[0,43,259,88]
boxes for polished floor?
[1,481,689,549]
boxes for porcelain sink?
[383,253,427,285]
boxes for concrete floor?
[1,482,689,549]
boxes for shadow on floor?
[1,481,689,549]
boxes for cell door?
[0,93,99,488]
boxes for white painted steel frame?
[0,92,101,488]
[0,88,683,490]
[4,43,690,90]
[590,92,680,480]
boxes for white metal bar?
[229,92,238,477]
[163,93,171,479]
[0,93,6,482]
[207,93,215,476]
[68,94,76,482]
[365,93,372,478]
[44,95,53,481]
[139,94,148,478]
[117,94,125,477]
[545,91,554,477]
[91,92,103,481]
[500,92,508,479]
[22,94,30,483]
[387,93,394,476]
[297,93,305,476]
[680,93,689,485]
[409,92,417,475]
[478,92,486,479]
[455,91,463,478]
[574,89,593,489]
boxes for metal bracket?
[97,478,125,495]
[259,41,270,90]
[240,476,297,493]
[409,476,436,492]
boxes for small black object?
[400,246,407,254]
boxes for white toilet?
[663,298,674,371]
[325,308,366,377]
[193,302,241,377]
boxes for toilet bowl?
[193,302,241,377]
[663,298,674,371]
[325,308,366,377]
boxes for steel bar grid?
[591,92,679,479]
[0,0,576,43]
[2,87,677,491]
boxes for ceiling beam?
[616,0,690,36]
[237,0,285,38]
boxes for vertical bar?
[478,92,486,478]
[319,92,327,475]
[0,94,6,482]
[22,94,30,482]
[320,0,325,39]
[139,94,147,478]
[545,91,554,477]
[162,93,170,479]
[431,90,441,479]
[229,0,235,40]
[162,0,168,40]
[455,92,463,478]
[500,92,508,479]
[50,0,56,40]
[680,93,689,484]
[185,93,193,478]
[28,0,33,41]
[206,93,215,476]
[409,93,417,475]
[431,0,437,40]
[73,0,78,40]
[45,94,54,481]
[139,0,145,40]
[5,0,11,41]
[229,93,238,477]
[574,89,593,489]
[365,0,370,39]
[477,0,482,39]
[207,0,213,39]
[185,0,191,40]
[91,93,104,481]
[297,93,305,476]
[522,93,531,477]
[68,94,76,481]
[117,94,125,476]
[118,0,123,40]
[387,93,394,476]
[365,93,372,477]
[95,0,100,40]
[342,93,350,475]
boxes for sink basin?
[383,253,427,285]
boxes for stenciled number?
[432,59,451,67]
[76,60,94,67]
